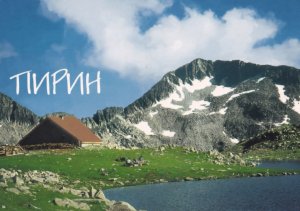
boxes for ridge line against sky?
[0,0,300,117]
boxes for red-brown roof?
[48,116,100,143]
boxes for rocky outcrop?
[0,168,137,211]
[0,168,62,185]
[54,198,90,211]
[241,124,300,151]
[0,93,38,145]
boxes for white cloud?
[42,1,300,81]
[0,42,17,61]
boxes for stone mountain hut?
[19,116,101,149]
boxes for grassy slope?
[0,147,299,210]
[1,148,296,186]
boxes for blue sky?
[0,0,300,117]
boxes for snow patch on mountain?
[226,90,256,103]
[230,137,239,144]
[149,111,158,118]
[274,115,290,126]
[223,131,239,143]
[256,122,263,126]
[125,135,132,139]
[153,76,213,110]
[190,100,210,110]
[211,86,235,97]
[276,85,289,104]
[153,91,183,109]
[256,77,266,83]
[184,77,213,93]
[153,82,184,109]
[161,130,176,137]
[183,100,210,115]
[219,107,227,115]
[182,110,193,116]
[134,121,154,135]
[209,107,227,115]
[292,99,300,114]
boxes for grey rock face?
[0,93,38,145]
[0,93,38,124]
[83,58,300,151]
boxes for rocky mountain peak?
[87,58,300,151]
[171,58,213,84]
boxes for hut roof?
[48,116,100,143]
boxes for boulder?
[159,179,168,183]
[69,188,83,197]
[184,177,194,181]
[81,191,90,198]
[30,176,44,184]
[89,186,97,198]
[45,176,59,184]
[58,186,70,194]
[0,175,5,183]
[109,201,136,211]
[53,198,90,211]
[94,189,106,200]
[256,173,263,177]
[17,186,31,195]
[125,159,132,167]
[109,178,118,182]
[159,146,165,152]
[94,189,112,205]
[13,176,24,186]
[0,169,17,180]
[116,181,124,186]
[6,188,21,195]
[0,181,7,188]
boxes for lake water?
[105,162,300,211]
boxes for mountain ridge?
[126,58,300,114]
[86,58,300,150]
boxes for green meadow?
[1,147,298,187]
